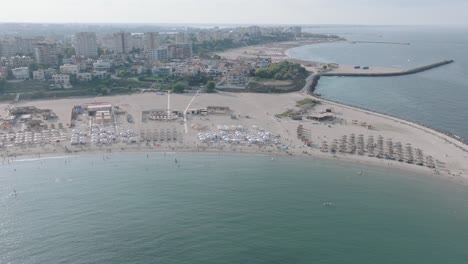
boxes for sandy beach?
[216,40,338,66]
[1,90,467,185]
[217,39,439,75]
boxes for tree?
[206,81,216,93]
[0,79,7,94]
[172,82,186,93]
[64,47,76,58]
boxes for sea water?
[288,26,468,140]
[1,153,468,263]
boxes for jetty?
[308,60,454,94]
[320,60,454,77]
[351,41,411,45]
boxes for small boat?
[323,202,333,206]
[358,170,363,175]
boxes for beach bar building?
[207,106,230,114]
[307,114,335,122]
[85,103,113,123]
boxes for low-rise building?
[11,67,30,80]
[226,74,249,86]
[77,72,92,81]
[0,66,8,78]
[93,59,111,71]
[33,70,45,80]
[130,65,145,75]
[152,66,172,76]
[52,74,72,88]
[60,64,80,75]
[93,71,109,79]
[43,68,57,80]
[173,65,200,77]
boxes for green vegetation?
[246,61,309,93]
[255,61,307,80]
[206,81,216,93]
[138,74,211,92]
[275,99,320,119]
[172,82,186,93]
[0,79,151,102]
[0,79,7,95]
[275,109,296,118]
[296,98,321,107]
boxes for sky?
[1,0,468,25]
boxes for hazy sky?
[2,0,468,25]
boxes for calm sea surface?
[1,153,468,263]
[288,26,468,139]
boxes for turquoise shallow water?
[1,153,468,263]
[288,26,468,139]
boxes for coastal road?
[183,91,200,133]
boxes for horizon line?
[0,21,467,27]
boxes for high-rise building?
[167,44,192,60]
[113,32,132,54]
[131,34,144,51]
[151,47,168,62]
[196,31,211,43]
[144,32,160,53]
[33,43,59,66]
[175,32,188,44]
[0,41,17,57]
[73,32,98,58]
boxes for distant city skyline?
[2,0,468,26]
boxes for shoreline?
[4,143,466,187]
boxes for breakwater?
[308,60,454,93]
[351,41,411,45]
[321,60,454,77]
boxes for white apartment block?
[11,67,30,80]
[60,64,80,75]
[93,59,111,71]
